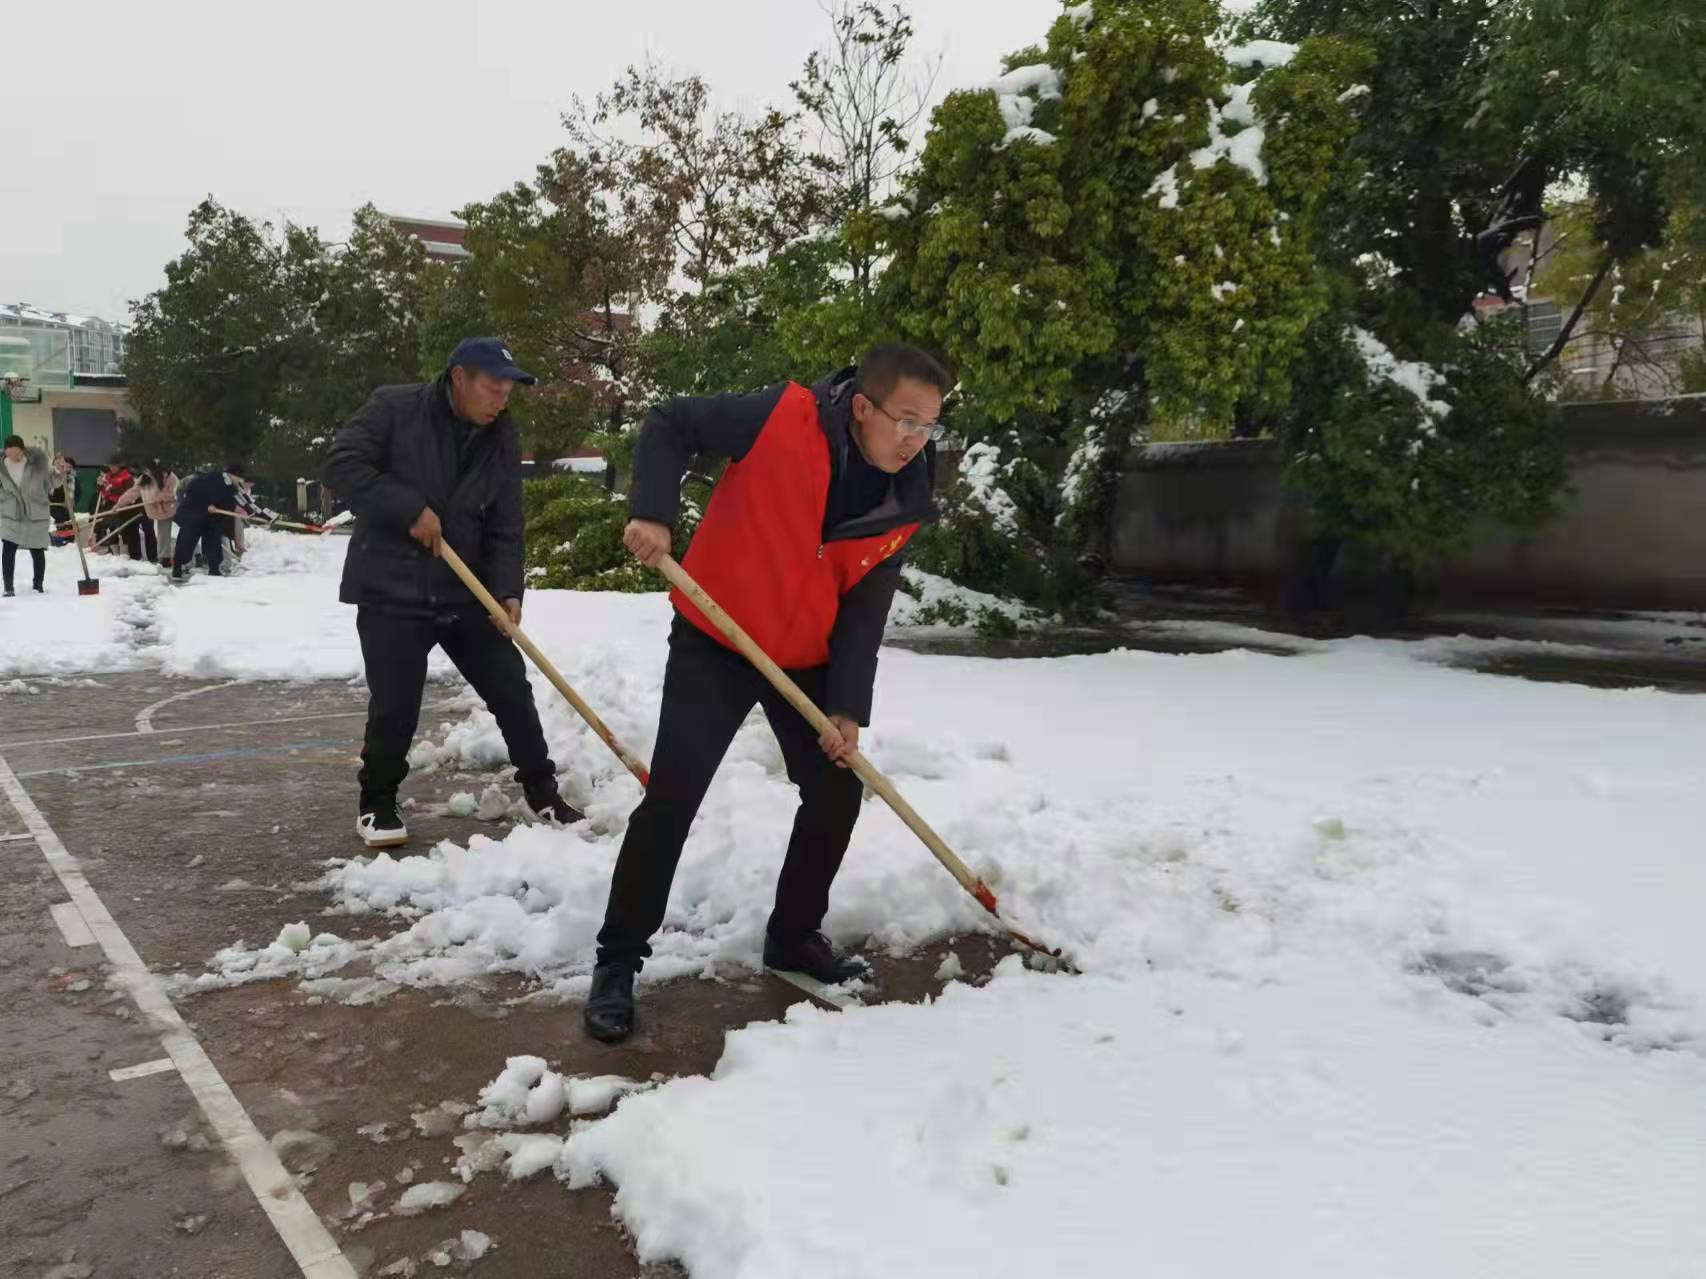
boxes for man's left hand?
[493,598,522,631]
[819,715,860,768]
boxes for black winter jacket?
[627,367,937,724]
[174,470,245,529]
[320,373,526,617]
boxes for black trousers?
[139,518,158,563]
[596,618,865,968]
[355,606,556,803]
[2,542,45,591]
[116,516,143,560]
[172,519,223,575]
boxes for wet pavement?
[0,674,1001,1278]
[890,585,1706,693]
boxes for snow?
[1224,39,1298,68]
[889,567,1030,629]
[1351,327,1453,421]
[1338,83,1372,104]
[955,442,1021,538]
[62,517,1702,1277]
[560,966,1706,1278]
[1147,83,1270,207]
[394,1182,464,1215]
[982,62,1062,151]
[996,126,1057,150]
[0,530,447,683]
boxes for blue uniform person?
[170,464,251,580]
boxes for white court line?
[135,681,238,733]
[769,968,859,1010]
[110,1057,176,1082]
[49,901,97,948]
[0,701,461,751]
[0,832,34,843]
[0,754,357,1279]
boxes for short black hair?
[2,434,23,451]
[858,343,951,405]
[226,461,248,478]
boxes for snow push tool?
[69,511,100,596]
[207,507,332,534]
[656,553,1072,970]
[438,539,651,787]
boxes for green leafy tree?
[125,199,309,466]
[811,0,1364,608]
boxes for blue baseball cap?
[448,336,537,386]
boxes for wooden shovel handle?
[655,554,999,914]
[439,540,651,788]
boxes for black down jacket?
[320,372,525,616]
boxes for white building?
[0,303,129,381]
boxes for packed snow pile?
[557,962,1706,1277]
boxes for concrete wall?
[1109,398,1706,609]
[1110,439,1302,587]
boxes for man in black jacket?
[583,343,948,1043]
[321,337,583,849]
[170,463,252,580]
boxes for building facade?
[0,303,129,381]
[381,213,469,263]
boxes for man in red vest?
[584,343,950,1042]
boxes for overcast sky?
[3,0,1057,323]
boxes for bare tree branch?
[1526,251,1614,383]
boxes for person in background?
[48,455,80,546]
[114,463,167,564]
[144,459,178,567]
[1,435,53,597]
[320,336,586,849]
[96,459,143,560]
[170,463,252,581]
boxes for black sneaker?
[526,787,585,828]
[763,930,869,985]
[583,961,636,1043]
[2,588,12,598]
[32,583,43,593]
[356,799,408,849]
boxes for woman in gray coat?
[1,434,53,595]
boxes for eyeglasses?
[868,399,946,442]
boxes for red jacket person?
[584,343,949,1043]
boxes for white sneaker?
[356,804,408,849]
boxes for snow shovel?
[208,507,331,534]
[89,511,147,555]
[438,539,652,787]
[70,510,100,596]
[655,554,1071,969]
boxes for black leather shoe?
[584,961,636,1043]
[763,930,869,984]
[526,787,586,827]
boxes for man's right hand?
[623,518,671,567]
[409,506,444,555]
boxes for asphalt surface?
[0,673,999,1278]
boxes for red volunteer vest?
[673,382,920,670]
